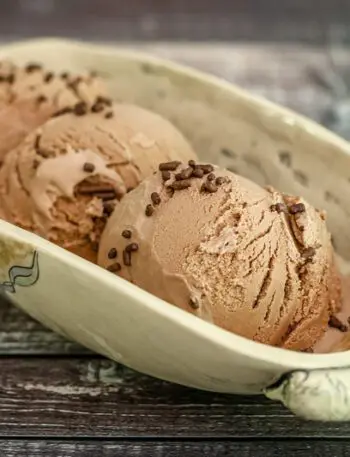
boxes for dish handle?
[264,367,350,421]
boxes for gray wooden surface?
[1,41,350,456]
[2,441,350,457]
[1,0,350,44]
[3,441,350,457]
[1,357,350,439]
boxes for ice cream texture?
[0,60,107,160]
[98,161,341,351]
[0,105,196,263]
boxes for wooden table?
[2,23,350,457]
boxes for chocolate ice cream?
[0,105,196,263]
[314,270,350,353]
[0,60,107,160]
[98,161,341,351]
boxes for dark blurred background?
[2,0,350,138]
[1,0,349,43]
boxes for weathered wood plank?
[0,357,348,438]
[0,0,349,43]
[0,296,88,355]
[1,440,350,457]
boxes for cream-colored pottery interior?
[0,39,350,421]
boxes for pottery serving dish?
[0,39,350,421]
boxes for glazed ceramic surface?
[0,39,350,420]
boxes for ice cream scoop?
[0,105,196,263]
[0,60,107,160]
[98,162,341,352]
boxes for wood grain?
[0,0,349,43]
[0,296,87,355]
[0,357,348,438]
[1,440,350,457]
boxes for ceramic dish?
[0,39,349,421]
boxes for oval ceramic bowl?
[0,39,350,421]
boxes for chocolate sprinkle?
[182,167,194,178]
[68,77,82,90]
[161,170,171,181]
[271,203,287,213]
[108,248,118,259]
[123,250,131,267]
[188,159,196,168]
[103,201,115,216]
[189,298,200,310]
[96,95,112,106]
[201,181,217,193]
[91,102,105,113]
[25,63,42,73]
[175,167,193,181]
[289,202,306,214]
[192,167,204,178]
[44,72,54,83]
[73,101,88,116]
[122,229,132,239]
[34,134,41,152]
[215,177,225,185]
[83,162,95,173]
[171,179,192,191]
[207,173,216,181]
[105,112,114,119]
[6,74,15,84]
[198,164,214,174]
[60,72,69,79]
[151,192,161,205]
[145,204,154,217]
[108,262,121,273]
[319,210,326,221]
[329,315,348,332]
[36,95,47,104]
[126,243,139,252]
[52,107,73,118]
[159,161,181,171]
[78,184,116,196]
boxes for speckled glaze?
[0,39,350,421]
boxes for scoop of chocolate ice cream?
[0,60,107,160]
[98,162,341,351]
[0,105,196,263]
